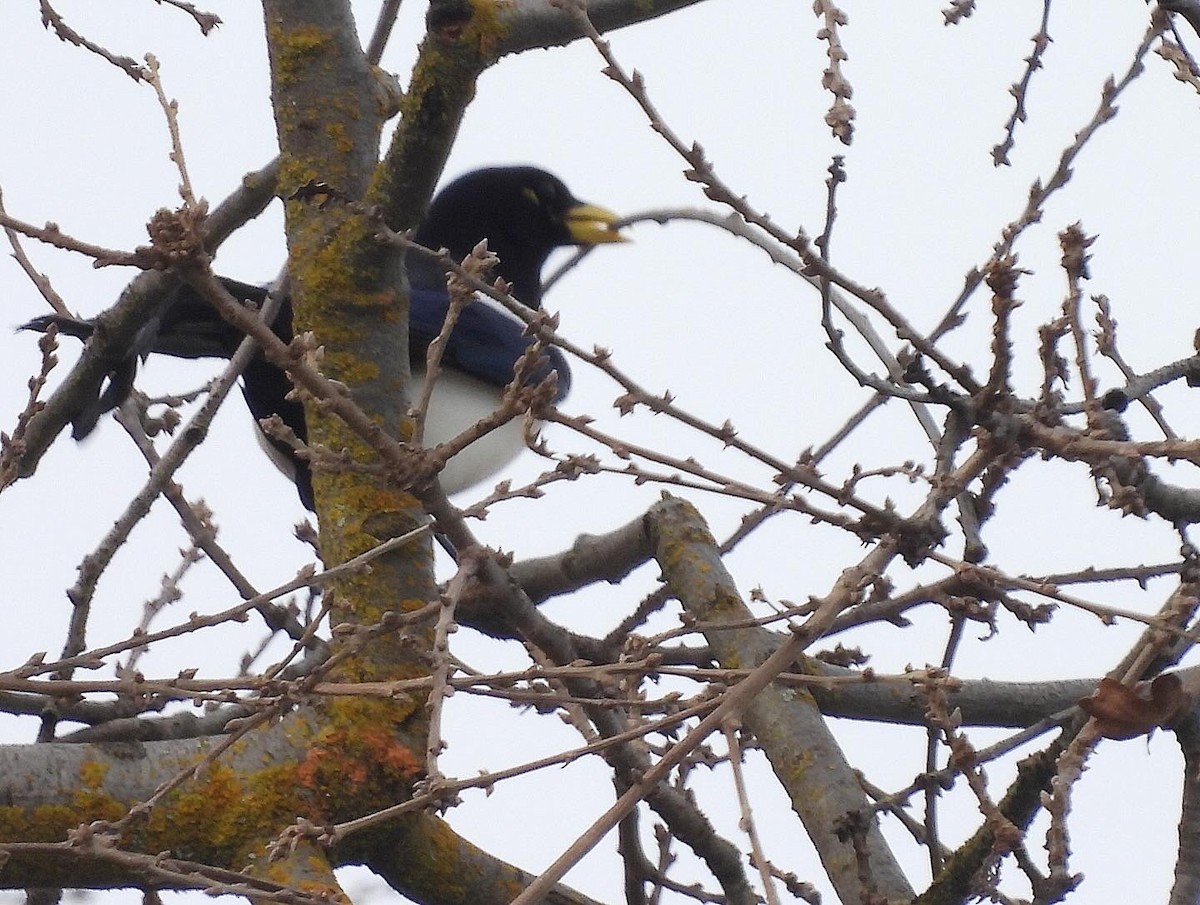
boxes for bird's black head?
[412,166,625,306]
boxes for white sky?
[2,1,1199,903]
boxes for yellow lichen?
[325,121,355,156]
[270,24,334,85]
[78,757,110,790]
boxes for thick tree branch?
[647,495,914,903]
[1172,713,1200,904]
[354,812,606,905]
[491,0,709,55]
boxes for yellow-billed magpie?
[22,166,625,508]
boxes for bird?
[22,166,626,509]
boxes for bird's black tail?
[17,278,283,440]
[18,313,126,439]
[18,313,95,341]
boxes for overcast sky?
[2,2,1199,903]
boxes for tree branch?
[647,495,914,903]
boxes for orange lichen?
[295,700,424,821]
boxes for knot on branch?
[426,0,475,40]
[983,253,1026,302]
[1057,222,1095,282]
[142,202,210,268]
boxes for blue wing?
[408,288,571,400]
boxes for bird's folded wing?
[408,289,571,399]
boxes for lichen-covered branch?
[647,494,914,903]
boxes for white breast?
[416,366,531,494]
[252,367,533,497]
